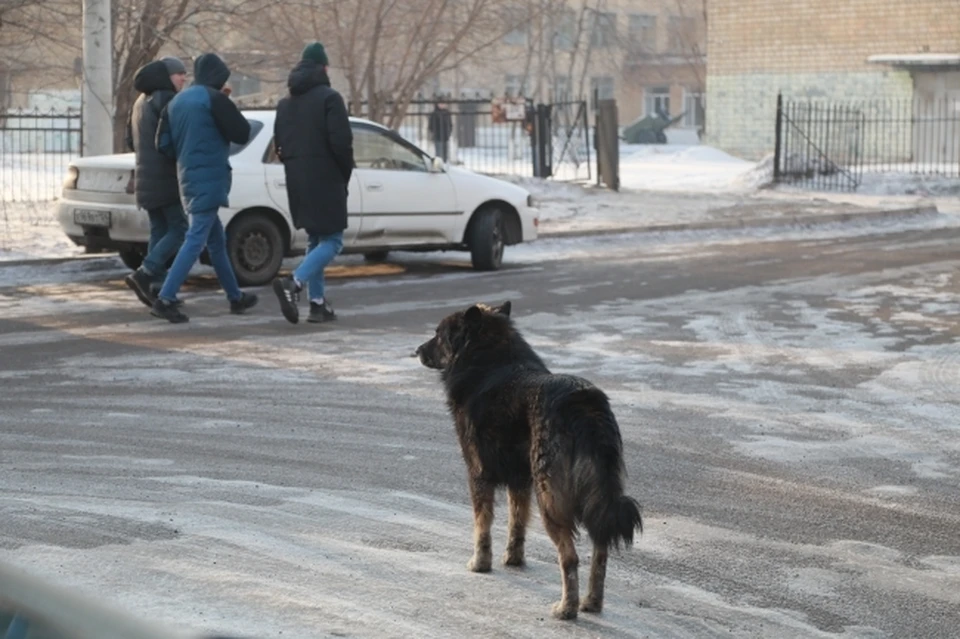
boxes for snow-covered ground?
[2,143,957,263]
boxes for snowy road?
[2,221,960,638]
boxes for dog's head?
[415,301,512,370]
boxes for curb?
[0,253,120,269]
[0,205,942,269]
[537,205,941,239]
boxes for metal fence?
[774,94,960,191]
[0,108,81,202]
[349,98,592,182]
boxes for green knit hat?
[302,42,329,66]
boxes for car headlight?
[63,166,79,190]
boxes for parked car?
[57,110,539,286]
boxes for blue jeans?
[293,231,344,301]
[158,209,242,302]
[142,203,188,278]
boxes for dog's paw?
[579,597,602,614]
[551,601,578,620]
[503,550,526,567]
[467,555,492,573]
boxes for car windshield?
[230,119,264,156]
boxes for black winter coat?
[126,61,179,211]
[428,107,453,142]
[274,61,354,236]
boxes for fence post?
[533,103,552,178]
[773,92,783,182]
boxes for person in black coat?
[271,42,354,325]
[428,101,453,161]
[123,57,188,308]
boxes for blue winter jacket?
[157,54,250,214]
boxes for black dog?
[416,301,642,620]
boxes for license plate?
[74,209,111,227]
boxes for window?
[504,74,526,98]
[628,14,657,52]
[683,92,705,128]
[645,86,670,118]
[353,127,428,172]
[667,16,697,53]
[228,71,261,98]
[503,10,529,46]
[553,11,577,51]
[590,76,615,107]
[553,75,571,102]
[232,119,263,156]
[589,12,617,48]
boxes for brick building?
[706,0,960,159]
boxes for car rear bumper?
[57,198,150,251]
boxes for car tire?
[118,249,144,271]
[468,207,504,271]
[363,251,389,263]
[227,213,285,287]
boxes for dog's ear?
[464,305,484,327]
[493,301,511,317]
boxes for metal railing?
[0,108,81,202]
[774,94,960,191]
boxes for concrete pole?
[82,0,113,156]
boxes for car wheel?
[364,251,389,263]
[227,213,285,287]
[118,249,144,271]
[468,208,504,271]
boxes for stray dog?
[416,301,642,620]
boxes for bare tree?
[258,0,526,127]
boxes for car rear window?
[230,119,264,156]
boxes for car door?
[263,139,363,251]
[351,124,459,248]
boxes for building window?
[628,14,657,52]
[590,76,615,107]
[503,10,529,46]
[553,75,571,102]
[553,10,577,51]
[504,74,526,98]
[683,91,704,128]
[667,16,697,53]
[229,71,261,98]
[589,12,617,48]
[645,86,670,118]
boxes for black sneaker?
[230,292,259,315]
[148,283,184,308]
[125,269,156,308]
[307,300,336,324]
[272,277,301,324]
[151,298,189,323]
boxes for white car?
[57,110,539,286]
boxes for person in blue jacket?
[151,53,258,323]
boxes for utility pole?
[82,0,113,156]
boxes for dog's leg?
[503,484,531,567]
[542,516,579,620]
[467,478,494,572]
[580,542,608,613]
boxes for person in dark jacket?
[123,57,188,307]
[151,53,258,323]
[271,42,354,325]
[428,101,453,161]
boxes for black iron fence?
[774,94,960,191]
[349,98,592,182]
[0,108,81,202]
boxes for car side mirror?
[430,156,446,172]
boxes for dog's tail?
[574,391,643,549]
